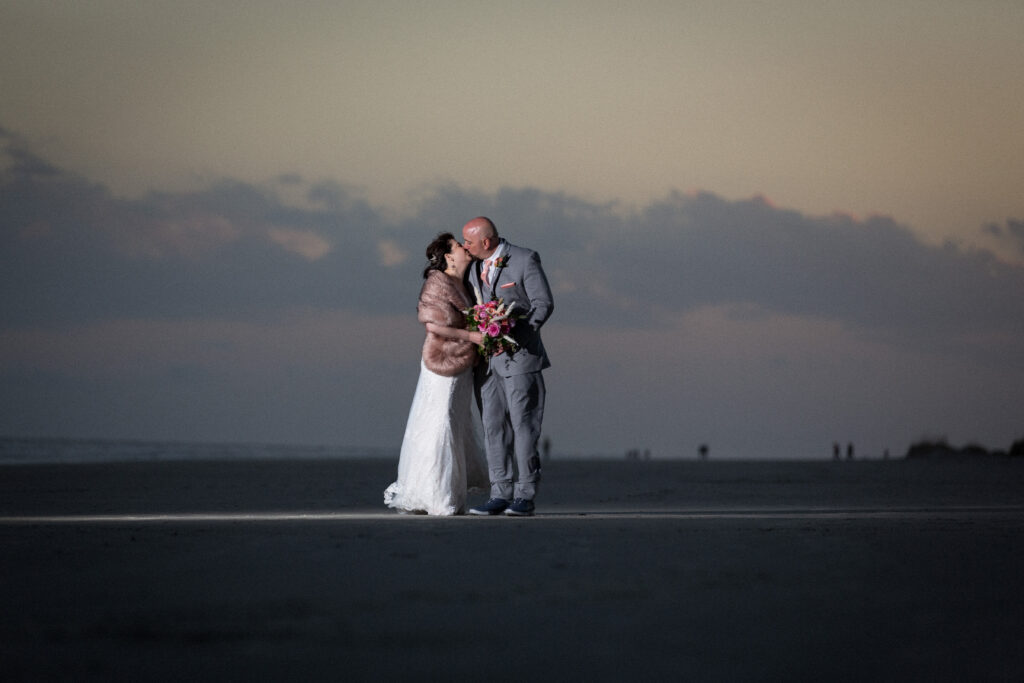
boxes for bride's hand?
[468,331,485,346]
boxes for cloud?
[0,143,403,325]
[984,218,1024,255]
[267,228,332,261]
[2,132,1023,455]
[622,193,1024,352]
[0,126,61,178]
[406,186,1024,350]
[119,213,243,260]
[4,136,1024,346]
[0,310,418,379]
[0,310,423,447]
[4,136,1024,345]
[377,239,409,267]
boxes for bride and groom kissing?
[384,216,554,517]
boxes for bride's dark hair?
[423,232,455,279]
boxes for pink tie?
[480,260,490,286]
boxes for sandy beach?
[2,457,1022,681]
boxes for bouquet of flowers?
[466,298,520,357]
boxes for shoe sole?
[468,508,504,516]
[504,509,534,516]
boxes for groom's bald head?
[462,216,499,259]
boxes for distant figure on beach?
[626,448,651,461]
[542,436,551,463]
[463,217,554,518]
[384,233,488,515]
[699,444,709,460]
[833,442,841,461]
[847,442,855,460]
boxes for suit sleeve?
[522,251,554,331]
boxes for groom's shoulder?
[505,242,539,259]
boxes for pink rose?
[486,322,501,337]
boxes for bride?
[384,233,489,515]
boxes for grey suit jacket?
[473,242,554,377]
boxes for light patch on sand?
[3,506,1021,524]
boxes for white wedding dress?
[384,360,488,515]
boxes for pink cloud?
[267,228,332,261]
[110,213,243,260]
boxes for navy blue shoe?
[504,498,535,516]
[469,498,509,515]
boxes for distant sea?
[0,437,643,465]
[0,437,397,465]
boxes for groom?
[462,217,554,517]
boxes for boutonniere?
[495,255,510,269]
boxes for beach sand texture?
[2,458,1022,681]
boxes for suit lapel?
[474,259,492,301]
[489,243,511,299]
[477,243,511,301]
[489,263,499,300]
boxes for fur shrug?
[417,270,476,376]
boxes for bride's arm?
[425,322,484,345]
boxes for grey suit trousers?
[477,369,545,501]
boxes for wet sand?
[2,458,1022,681]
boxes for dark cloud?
[415,188,1024,352]
[605,193,1024,341]
[2,133,1023,455]
[0,151,399,326]
[984,218,1024,255]
[3,135,1024,351]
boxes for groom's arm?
[522,250,554,331]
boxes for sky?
[2,1,1023,459]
